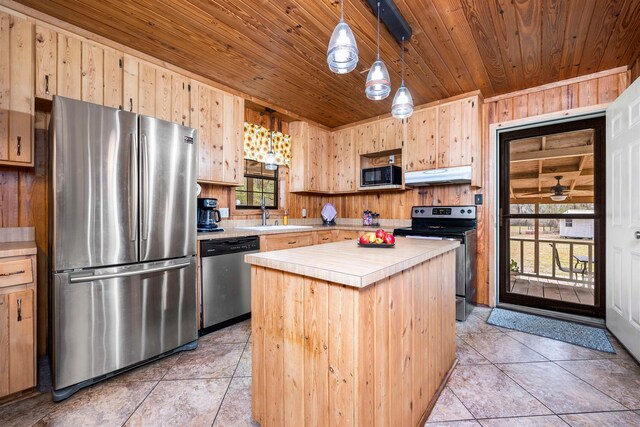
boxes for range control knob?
[420,209,425,213]
[460,209,465,214]
[414,209,419,214]
[467,209,472,214]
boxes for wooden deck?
[509,276,595,306]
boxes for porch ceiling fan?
[517,176,590,201]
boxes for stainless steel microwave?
[361,165,403,187]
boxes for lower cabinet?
[260,232,314,252]
[0,255,37,399]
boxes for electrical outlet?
[474,194,483,205]
[219,207,230,218]
[389,155,395,164]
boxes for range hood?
[405,165,472,186]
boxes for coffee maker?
[197,198,223,232]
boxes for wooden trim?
[0,0,330,129]
[484,66,628,103]
[0,227,34,243]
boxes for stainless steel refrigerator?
[49,96,198,401]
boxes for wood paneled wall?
[631,56,640,83]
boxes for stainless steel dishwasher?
[200,236,260,333]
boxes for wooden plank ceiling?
[509,129,594,204]
[15,0,640,127]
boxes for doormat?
[487,308,615,353]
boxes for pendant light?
[327,0,358,74]
[365,2,391,100]
[264,110,277,171]
[391,36,413,118]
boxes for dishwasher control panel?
[200,236,260,256]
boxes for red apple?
[383,233,395,244]
[375,229,386,239]
[359,235,370,245]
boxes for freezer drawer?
[52,257,197,391]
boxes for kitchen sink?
[236,225,314,232]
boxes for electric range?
[394,206,477,321]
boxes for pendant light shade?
[392,37,413,118]
[264,111,278,171]
[365,2,391,100]
[365,60,391,100]
[327,0,358,74]
[264,148,277,171]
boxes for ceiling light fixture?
[550,194,567,202]
[264,110,277,171]
[327,0,359,74]
[391,36,413,118]
[365,2,391,100]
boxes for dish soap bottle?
[283,209,289,225]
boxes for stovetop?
[394,205,478,237]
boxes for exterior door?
[606,77,640,360]
[51,97,139,271]
[139,116,197,262]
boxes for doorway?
[498,117,606,318]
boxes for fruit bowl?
[357,242,395,248]
[358,229,396,248]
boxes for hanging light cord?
[341,0,344,20]
[401,36,405,84]
[269,110,274,152]
[377,2,381,59]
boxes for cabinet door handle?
[288,241,297,245]
[129,98,133,112]
[45,75,50,95]
[17,136,21,156]
[17,298,22,322]
[0,269,25,277]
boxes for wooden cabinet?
[336,230,362,241]
[36,28,124,109]
[355,120,380,155]
[405,107,437,171]
[0,255,37,399]
[0,12,34,167]
[314,230,335,245]
[404,94,482,186]
[289,121,334,193]
[191,81,244,186]
[332,128,356,193]
[261,232,314,252]
[378,116,404,152]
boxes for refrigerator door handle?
[68,261,191,283]
[130,133,138,241]
[141,134,149,241]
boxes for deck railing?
[510,237,595,284]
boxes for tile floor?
[1,307,639,427]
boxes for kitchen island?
[245,237,459,427]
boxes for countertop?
[244,236,459,288]
[0,227,37,258]
[197,224,389,240]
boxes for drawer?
[0,258,33,288]
[265,232,314,251]
[337,230,362,241]
[315,230,334,244]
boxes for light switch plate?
[219,207,230,218]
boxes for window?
[565,219,573,227]
[235,159,278,209]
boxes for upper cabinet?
[289,121,333,193]
[405,93,482,186]
[332,127,356,193]
[190,81,244,186]
[0,12,34,167]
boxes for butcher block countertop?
[244,236,459,288]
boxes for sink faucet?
[261,196,270,226]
